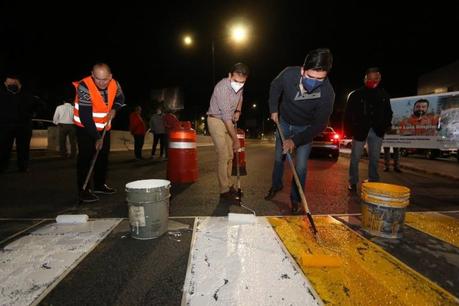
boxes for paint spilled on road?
[0,219,121,306]
[268,216,459,305]
[182,217,322,305]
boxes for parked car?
[311,126,340,160]
[340,136,352,148]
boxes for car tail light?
[330,133,340,142]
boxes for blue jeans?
[271,119,312,203]
[349,128,383,185]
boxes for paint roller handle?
[275,122,313,217]
[82,118,112,191]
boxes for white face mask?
[230,81,244,93]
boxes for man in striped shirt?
[207,63,249,200]
[75,63,125,203]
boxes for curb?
[339,151,459,181]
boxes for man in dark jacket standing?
[344,67,393,192]
[0,74,35,172]
[264,48,335,214]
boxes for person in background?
[344,67,392,192]
[264,48,335,214]
[129,105,146,160]
[0,74,35,172]
[206,62,249,201]
[383,147,401,172]
[149,106,166,159]
[73,63,125,203]
[53,84,77,158]
[162,109,181,160]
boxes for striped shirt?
[207,78,243,121]
[77,79,125,139]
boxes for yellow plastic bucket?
[361,182,410,238]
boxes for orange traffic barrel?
[232,128,247,176]
[167,121,198,183]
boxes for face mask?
[6,84,19,94]
[302,76,323,93]
[230,81,244,93]
[365,80,379,89]
[413,110,426,118]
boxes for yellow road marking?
[268,216,459,305]
[405,212,459,248]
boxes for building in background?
[418,60,459,95]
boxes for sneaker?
[264,186,282,200]
[394,167,402,173]
[79,190,99,203]
[291,200,304,215]
[93,184,117,195]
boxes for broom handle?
[235,122,241,190]
[82,119,112,191]
[275,122,318,234]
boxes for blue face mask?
[302,76,323,93]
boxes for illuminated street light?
[252,103,257,108]
[183,35,193,46]
[200,116,205,120]
[230,23,248,43]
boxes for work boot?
[94,184,117,195]
[79,189,99,203]
[264,186,282,200]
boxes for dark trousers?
[133,135,145,159]
[0,125,32,172]
[76,127,110,190]
[59,124,77,157]
[152,133,167,157]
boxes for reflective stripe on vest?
[169,142,197,149]
[73,76,117,131]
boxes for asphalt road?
[1,144,459,305]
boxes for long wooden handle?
[275,122,312,214]
[82,119,111,191]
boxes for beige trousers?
[207,116,234,194]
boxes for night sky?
[1,1,458,131]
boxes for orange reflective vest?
[73,76,117,131]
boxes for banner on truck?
[384,91,459,149]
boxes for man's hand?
[109,109,116,121]
[271,112,279,124]
[232,137,240,152]
[282,138,295,154]
[232,111,241,122]
[95,138,103,151]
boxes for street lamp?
[211,22,250,85]
[182,35,193,47]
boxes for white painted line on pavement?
[0,218,122,306]
[181,217,322,306]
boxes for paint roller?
[275,121,319,238]
[228,121,256,225]
[56,214,89,224]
